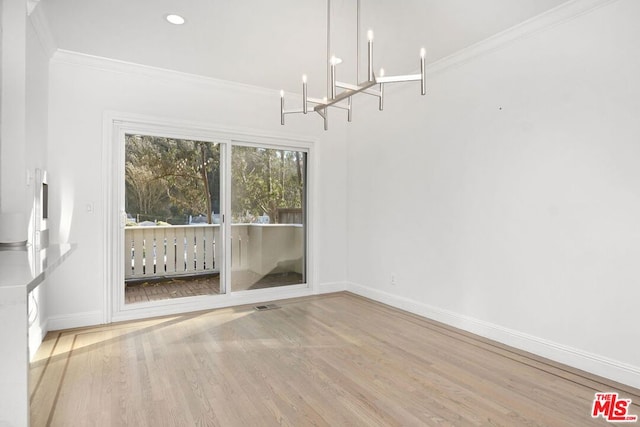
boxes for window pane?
[124,134,221,304]
[230,146,306,291]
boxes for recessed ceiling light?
[166,14,185,25]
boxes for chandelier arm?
[328,104,351,111]
[311,101,351,111]
[335,80,381,91]
[336,77,381,95]
[283,108,306,115]
[335,81,361,91]
[315,109,328,131]
[336,81,382,97]
[346,89,382,99]
[377,74,422,84]
[314,80,377,112]
[306,97,330,105]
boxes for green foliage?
[231,146,305,223]
[125,134,305,225]
[125,135,219,224]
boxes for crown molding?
[50,49,281,98]
[29,3,57,58]
[427,0,619,76]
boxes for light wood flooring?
[30,292,639,426]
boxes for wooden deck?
[124,271,304,304]
[30,292,639,426]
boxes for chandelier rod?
[327,0,331,103]
[356,0,360,83]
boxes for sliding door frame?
[227,141,309,293]
[103,112,317,324]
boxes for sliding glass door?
[118,129,309,310]
[123,134,222,304]
[230,146,306,291]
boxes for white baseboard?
[317,281,348,294]
[48,311,103,331]
[346,281,640,390]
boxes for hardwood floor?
[30,293,639,426]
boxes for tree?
[125,135,305,225]
[125,135,219,224]
[125,163,168,217]
[231,146,305,222]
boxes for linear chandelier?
[280,0,426,130]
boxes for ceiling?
[39,0,569,94]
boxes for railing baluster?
[204,226,214,271]
[142,227,155,275]
[175,227,186,273]
[213,226,220,271]
[185,227,196,274]
[165,227,176,274]
[133,228,144,277]
[196,226,205,271]
[124,229,132,279]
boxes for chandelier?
[280,0,426,130]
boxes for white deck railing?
[124,224,303,280]
[125,224,220,280]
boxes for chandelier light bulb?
[330,56,343,66]
[367,29,374,41]
[302,74,307,83]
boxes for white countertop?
[0,243,76,292]
[0,242,75,427]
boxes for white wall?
[0,4,51,425]
[26,13,52,357]
[0,0,28,222]
[46,54,349,327]
[347,0,640,388]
